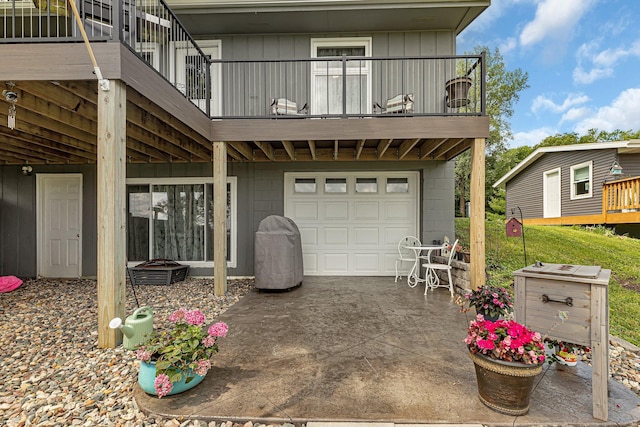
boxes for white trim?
[125,176,237,268]
[493,139,640,188]
[543,168,561,218]
[570,161,593,200]
[310,37,372,115]
[36,173,83,278]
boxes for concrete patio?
[135,277,640,426]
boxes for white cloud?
[531,93,589,114]
[519,0,593,47]
[574,88,640,133]
[574,39,640,84]
[560,107,592,124]
[510,127,557,148]
[498,37,517,55]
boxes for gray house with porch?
[0,0,489,346]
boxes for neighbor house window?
[570,161,592,199]
[126,177,236,267]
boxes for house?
[494,141,640,236]
[0,0,490,346]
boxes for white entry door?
[38,174,82,278]
[543,168,561,218]
[284,172,418,276]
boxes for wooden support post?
[213,141,228,296]
[469,137,486,289]
[97,80,127,348]
[591,283,609,421]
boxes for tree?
[536,129,640,148]
[455,46,529,216]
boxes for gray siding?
[619,153,640,177]
[506,149,617,219]
[0,165,97,278]
[1,160,454,278]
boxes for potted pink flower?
[136,308,228,397]
[465,315,545,415]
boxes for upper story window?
[570,161,592,199]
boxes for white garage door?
[284,172,419,276]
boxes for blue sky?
[457,0,640,148]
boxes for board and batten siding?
[506,149,617,220]
[212,31,455,117]
[0,165,97,278]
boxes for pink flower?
[154,374,173,398]
[477,339,495,350]
[185,310,205,326]
[208,322,228,338]
[136,348,152,362]
[202,335,216,348]
[169,308,187,323]
[195,359,211,376]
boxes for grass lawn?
[455,216,640,347]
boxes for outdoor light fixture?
[3,83,18,129]
[21,164,33,176]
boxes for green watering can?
[109,306,154,350]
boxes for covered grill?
[254,215,304,290]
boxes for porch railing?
[602,176,640,213]
[1,0,211,114]
[211,55,485,118]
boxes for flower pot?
[469,352,543,416]
[138,361,206,396]
[462,252,471,263]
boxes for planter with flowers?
[464,285,513,321]
[136,308,228,398]
[466,316,545,415]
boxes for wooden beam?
[398,138,421,160]
[308,140,317,160]
[228,141,253,161]
[254,141,275,161]
[213,141,228,296]
[97,80,127,349]
[431,138,465,160]
[419,138,448,159]
[445,139,472,160]
[333,140,339,160]
[355,139,365,160]
[282,140,295,160]
[226,144,244,162]
[469,137,486,290]
[377,139,392,159]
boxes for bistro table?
[403,244,445,290]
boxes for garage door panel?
[354,253,380,272]
[304,253,318,274]
[299,228,318,246]
[324,253,349,272]
[324,228,349,245]
[385,227,414,245]
[354,202,380,220]
[385,201,413,220]
[355,227,379,245]
[324,202,349,219]
[293,202,319,220]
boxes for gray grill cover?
[254,215,304,289]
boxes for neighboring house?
[0,0,490,345]
[494,141,640,236]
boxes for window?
[386,177,409,193]
[325,178,347,193]
[295,178,316,193]
[126,177,236,267]
[356,177,377,193]
[570,161,592,199]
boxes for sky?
[457,0,640,148]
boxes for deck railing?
[1,0,485,119]
[1,0,211,114]
[602,176,640,213]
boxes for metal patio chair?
[422,239,458,297]
[395,235,421,283]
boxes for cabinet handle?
[541,294,573,307]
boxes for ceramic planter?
[138,361,206,396]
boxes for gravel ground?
[1,278,639,427]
